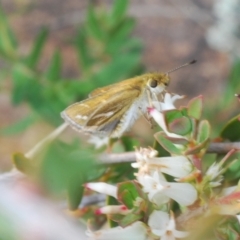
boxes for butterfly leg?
[138,107,155,129]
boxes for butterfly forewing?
[62,84,141,136]
[89,76,144,97]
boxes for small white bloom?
[86,221,148,240]
[148,156,192,178]
[153,93,184,111]
[133,148,192,178]
[205,162,224,187]
[148,211,189,240]
[148,107,185,139]
[95,205,130,215]
[138,171,197,206]
[85,183,117,198]
[132,147,158,169]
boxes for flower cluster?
[85,93,240,239]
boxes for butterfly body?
[61,73,170,138]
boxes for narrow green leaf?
[86,5,105,40]
[0,114,38,135]
[197,120,211,143]
[110,0,128,23]
[12,153,34,174]
[154,132,182,155]
[76,28,92,70]
[187,95,203,120]
[106,18,135,55]
[221,114,240,141]
[11,64,37,104]
[25,27,48,69]
[0,7,18,60]
[45,50,62,81]
[93,53,141,86]
[184,139,209,155]
[117,181,140,209]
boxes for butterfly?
[61,60,196,139]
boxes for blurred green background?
[0,0,240,210]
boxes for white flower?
[148,211,189,240]
[85,183,117,198]
[205,162,224,187]
[148,107,185,139]
[86,221,148,240]
[138,171,197,206]
[132,147,158,169]
[95,205,130,215]
[153,93,184,111]
[149,156,192,178]
[133,148,192,178]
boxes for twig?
[98,142,240,164]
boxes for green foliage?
[0,0,143,130]
[39,140,104,209]
[187,95,203,120]
[204,58,240,137]
[154,132,183,155]
[0,7,17,60]
[221,114,240,141]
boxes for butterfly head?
[145,73,170,94]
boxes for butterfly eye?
[149,79,158,88]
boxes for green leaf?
[40,140,97,194]
[168,116,192,136]
[224,58,240,105]
[121,136,139,151]
[106,18,135,55]
[197,120,211,143]
[184,139,209,155]
[11,63,38,104]
[118,213,143,227]
[67,176,84,210]
[12,153,34,174]
[86,5,105,41]
[165,109,183,123]
[25,27,48,69]
[117,181,141,209]
[45,50,62,82]
[187,95,203,120]
[93,53,141,86]
[221,114,240,141]
[110,0,128,23]
[76,28,93,70]
[0,7,18,60]
[154,132,182,155]
[0,114,38,135]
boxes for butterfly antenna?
[166,60,197,74]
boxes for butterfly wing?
[61,85,141,136]
[89,76,143,97]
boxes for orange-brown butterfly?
[61,60,196,138]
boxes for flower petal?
[148,211,169,231]
[86,221,148,240]
[162,182,197,206]
[149,156,192,178]
[85,183,117,198]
